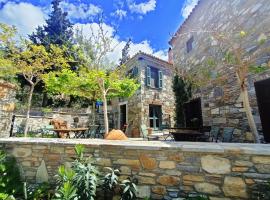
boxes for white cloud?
[127,0,156,15]
[181,0,199,18]
[60,1,102,21]
[112,9,127,20]
[74,22,167,64]
[0,2,46,36]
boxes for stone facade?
[169,0,270,142]
[1,138,270,199]
[0,81,16,137]
[111,52,175,136]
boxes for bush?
[0,151,23,198]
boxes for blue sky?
[0,0,199,62]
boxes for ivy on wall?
[172,75,192,127]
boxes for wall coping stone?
[0,138,270,155]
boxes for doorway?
[119,104,127,130]
[184,98,203,128]
[149,105,162,130]
[255,78,270,143]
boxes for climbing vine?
[172,75,192,127]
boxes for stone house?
[169,0,270,142]
[0,81,16,137]
[111,52,175,136]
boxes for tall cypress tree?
[172,75,192,127]
[29,0,73,47]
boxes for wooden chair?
[222,127,235,142]
[209,126,220,142]
[140,125,159,141]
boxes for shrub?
[0,151,23,198]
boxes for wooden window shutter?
[159,70,163,88]
[146,66,151,86]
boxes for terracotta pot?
[131,128,140,138]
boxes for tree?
[209,31,270,143]
[2,39,71,136]
[0,23,17,81]
[119,38,131,65]
[43,68,139,134]
[172,75,192,127]
[29,0,73,47]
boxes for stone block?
[152,186,166,195]
[36,160,48,183]
[96,158,111,166]
[232,167,249,172]
[183,175,204,182]
[2,103,15,112]
[120,166,131,175]
[234,160,253,167]
[139,154,157,170]
[137,185,151,199]
[12,147,32,158]
[255,164,270,173]
[115,159,140,167]
[212,118,226,124]
[159,161,176,169]
[252,156,270,164]
[168,154,184,162]
[201,155,231,174]
[138,176,155,185]
[157,175,180,186]
[194,182,221,195]
[223,176,247,198]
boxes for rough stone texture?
[201,155,231,174]
[0,138,270,199]
[0,81,16,137]
[170,0,270,142]
[223,176,248,198]
[111,52,175,136]
[36,160,48,183]
[194,183,221,195]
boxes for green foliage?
[102,167,120,192]
[25,182,53,200]
[186,193,209,200]
[55,145,99,200]
[173,75,192,127]
[250,180,270,200]
[249,65,268,74]
[74,144,85,162]
[0,151,23,198]
[29,0,73,47]
[0,193,15,200]
[120,178,137,200]
[54,182,78,200]
[44,69,140,100]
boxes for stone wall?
[1,138,270,199]
[169,0,270,142]
[12,112,92,134]
[0,81,16,137]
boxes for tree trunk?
[102,92,109,134]
[241,86,260,143]
[24,84,34,137]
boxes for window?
[146,66,163,89]
[186,36,194,53]
[127,66,138,78]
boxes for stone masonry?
[111,52,175,136]
[1,138,270,199]
[169,0,270,142]
[0,81,16,137]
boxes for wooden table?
[169,128,203,141]
[53,128,88,138]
